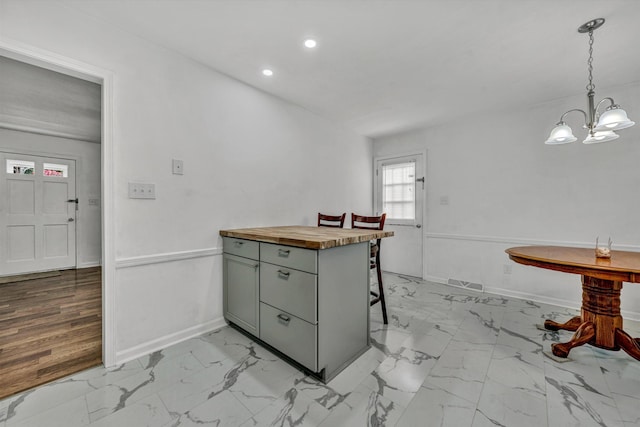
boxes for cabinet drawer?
[260,243,317,274]
[260,303,317,372]
[260,262,317,324]
[223,237,259,259]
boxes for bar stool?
[351,213,387,324]
[317,212,346,228]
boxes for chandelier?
[545,18,635,145]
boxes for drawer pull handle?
[277,270,290,279]
[278,249,290,257]
[277,313,291,323]
[234,241,244,246]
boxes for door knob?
[68,218,75,222]
[416,224,422,228]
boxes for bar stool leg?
[375,250,388,324]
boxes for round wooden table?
[506,246,640,360]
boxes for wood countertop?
[220,226,394,250]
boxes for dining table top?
[506,245,640,283]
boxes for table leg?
[615,329,640,361]
[544,316,582,332]
[581,276,622,350]
[544,276,624,358]
[551,321,595,358]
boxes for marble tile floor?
[2,273,640,427]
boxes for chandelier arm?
[559,109,589,128]
[595,97,617,113]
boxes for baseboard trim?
[426,232,640,251]
[427,277,640,321]
[78,261,101,269]
[115,247,222,269]
[115,317,227,365]
[425,275,448,285]
[484,285,579,310]
[484,286,640,322]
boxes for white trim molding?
[115,247,223,269]
[425,276,640,321]
[115,317,227,365]
[484,285,580,311]
[426,232,640,251]
[0,122,100,144]
[78,261,101,269]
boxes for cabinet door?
[223,253,259,336]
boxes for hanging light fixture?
[545,18,634,145]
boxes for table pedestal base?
[543,275,640,361]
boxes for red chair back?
[317,212,346,228]
[351,213,386,230]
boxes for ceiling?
[62,0,640,138]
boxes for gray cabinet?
[259,243,319,371]
[222,238,259,336]
[223,238,370,381]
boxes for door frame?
[373,149,427,278]
[0,38,116,366]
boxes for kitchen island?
[219,225,393,381]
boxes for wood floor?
[0,267,102,400]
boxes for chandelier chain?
[586,30,595,92]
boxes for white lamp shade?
[545,123,577,144]
[594,107,635,131]
[583,130,620,144]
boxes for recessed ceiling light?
[304,39,317,49]
[262,68,274,77]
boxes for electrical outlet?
[172,159,184,175]
[440,195,449,205]
[128,183,156,199]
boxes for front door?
[0,153,77,275]
[374,153,424,278]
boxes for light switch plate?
[128,183,156,199]
[172,159,184,175]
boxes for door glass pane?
[6,159,35,175]
[382,161,415,220]
[43,163,68,177]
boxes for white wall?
[0,0,372,362]
[0,128,102,268]
[374,82,640,320]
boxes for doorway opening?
[0,48,111,397]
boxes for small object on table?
[595,236,612,258]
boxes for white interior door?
[0,152,76,275]
[374,153,424,278]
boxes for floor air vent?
[447,278,484,292]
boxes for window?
[381,161,415,220]
[43,163,68,178]
[6,159,35,175]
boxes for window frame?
[374,153,424,227]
